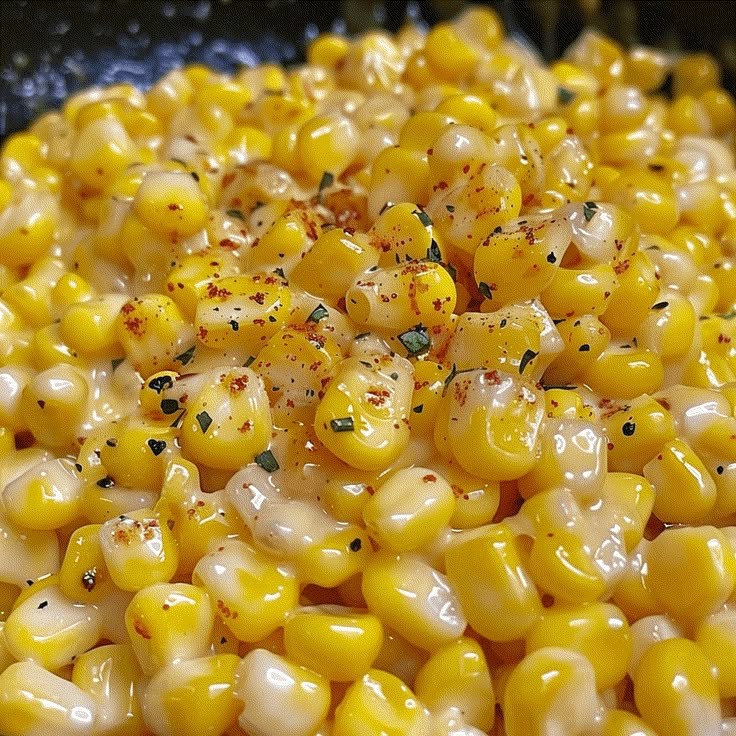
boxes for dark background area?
[1,0,735,137]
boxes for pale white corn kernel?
[0,507,60,587]
[628,614,685,677]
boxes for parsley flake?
[226,208,245,221]
[330,417,355,432]
[398,325,431,357]
[478,281,493,300]
[175,345,196,366]
[196,411,212,434]
[306,303,329,323]
[519,349,538,374]
[583,201,598,222]
[254,449,279,472]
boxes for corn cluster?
[1,5,736,735]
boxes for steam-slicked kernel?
[283,606,384,682]
[0,660,97,735]
[58,523,115,604]
[362,551,467,651]
[0,507,59,588]
[445,523,542,641]
[333,668,431,736]
[4,584,101,671]
[99,507,179,592]
[192,538,298,642]
[235,649,331,736]
[125,583,214,675]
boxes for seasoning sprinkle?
[254,449,279,472]
[519,349,538,374]
[306,303,329,323]
[196,411,213,433]
[397,324,431,357]
[330,417,355,432]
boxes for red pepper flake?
[238,420,252,433]
[206,283,232,299]
[229,375,250,394]
[422,474,437,482]
[249,292,266,305]
[134,620,152,639]
[123,317,144,336]
[121,302,135,315]
[197,325,209,340]
[168,203,183,211]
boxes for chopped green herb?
[446,204,455,213]
[579,343,591,352]
[175,345,196,366]
[330,417,355,432]
[268,315,277,322]
[170,409,186,428]
[147,439,166,456]
[443,363,458,396]
[542,384,578,391]
[500,318,507,328]
[355,332,370,340]
[350,537,362,552]
[558,86,576,105]
[306,303,329,323]
[196,411,212,434]
[111,357,125,371]
[243,355,256,367]
[273,267,286,279]
[389,372,399,381]
[254,449,279,472]
[478,281,493,300]
[360,360,372,368]
[583,201,598,222]
[412,404,424,414]
[226,208,245,220]
[546,252,557,264]
[190,171,200,182]
[228,319,239,331]
[519,349,538,374]
[319,171,334,193]
[398,325,431,357]
[413,209,432,227]
[427,239,442,263]
[148,375,174,394]
[622,421,636,436]
[652,301,669,310]
[160,399,179,415]
[170,158,186,166]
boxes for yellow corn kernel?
[643,437,717,523]
[315,354,412,471]
[0,506,59,588]
[696,608,736,698]
[602,167,679,235]
[526,602,632,690]
[346,261,456,332]
[518,417,606,501]
[180,367,271,471]
[192,538,298,642]
[423,23,478,82]
[296,524,371,589]
[308,33,350,68]
[634,638,720,736]
[504,647,600,736]
[58,523,115,604]
[284,607,384,682]
[446,522,542,641]
[291,227,379,300]
[604,394,677,473]
[625,45,670,91]
[368,146,430,220]
[611,542,661,622]
[249,203,323,273]
[70,117,136,188]
[2,457,82,530]
[673,52,720,97]
[3,256,65,327]
[648,525,735,625]
[582,343,664,399]
[435,368,545,481]
[407,359,447,439]
[132,170,208,238]
[125,582,213,675]
[473,215,571,307]
[99,421,176,490]
[414,637,494,732]
[115,293,191,378]
[366,202,437,267]
[296,114,358,181]
[0,660,97,736]
[544,315,611,385]
[362,466,455,552]
[141,653,241,736]
[601,251,660,337]
[194,273,290,353]
[4,583,101,670]
[72,643,143,736]
[435,93,497,134]
[603,709,658,736]
[603,472,655,551]
[165,251,241,321]
[19,363,88,451]
[235,649,330,736]
[541,262,618,319]
[51,272,94,312]
[701,88,736,134]
[334,668,430,736]
[32,322,87,370]
[362,551,466,651]
[99,507,178,592]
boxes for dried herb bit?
[273,267,286,279]
[330,417,355,432]
[170,157,186,166]
[38,600,48,610]
[622,421,636,436]
[519,349,538,375]
[81,568,97,592]
[254,449,279,472]
[389,372,399,381]
[97,476,114,488]
[306,303,329,323]
[427,239,442,263]
[148,374,174,394]
[360,360,372,368]
[652,301,669,310]
[413,404,424,414]
[398,324,431,357]
[196,411,213,434]
[542,384,578,391]
[175,345,196,366]
[558,86,576,105]
[349,537,362,552]
[446,204,455,212]
[190,171,200,182]
[147,439,167,456]
[443,363,458,395]
[478,281,493,300]
[413,208,432,227]
[319,171,334,194]
[546,252,557,264]
[243,355,256,367]
[111,357,125,371]
[578,343,591,352]
[355,332,371,340]
[228,319,239,331]
[226,208,245,220]
[583,201,598,222]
